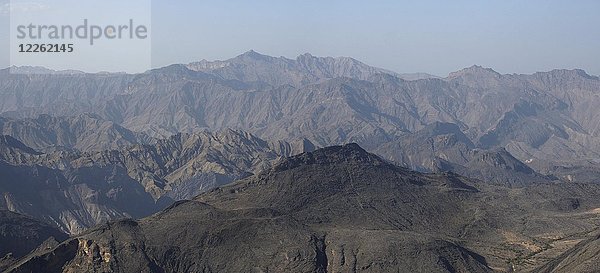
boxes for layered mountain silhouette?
[2,52,599,182]
[186,50,439,87]
[2,52,600,272]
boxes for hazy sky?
[2,0,600,76]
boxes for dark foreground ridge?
[5,143,600,273]
[4,144,491,273]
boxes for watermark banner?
[0,1,8,70]
[8,0,151,74]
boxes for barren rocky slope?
[7,144,600,272]
[533,232,600,273]
[4,144,492,273]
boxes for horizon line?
[3,50,598,78]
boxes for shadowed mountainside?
[7,144,600,272]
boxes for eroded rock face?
[0,160,158,234]
[0,129,315,234]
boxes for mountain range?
[1,51,600,272]
[2,52,599,172]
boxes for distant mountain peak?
[236,50,272,60]
[184,51,439,84]
[298,52,314,58]
[448,65,501,78]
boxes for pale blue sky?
[2,0,600,75]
